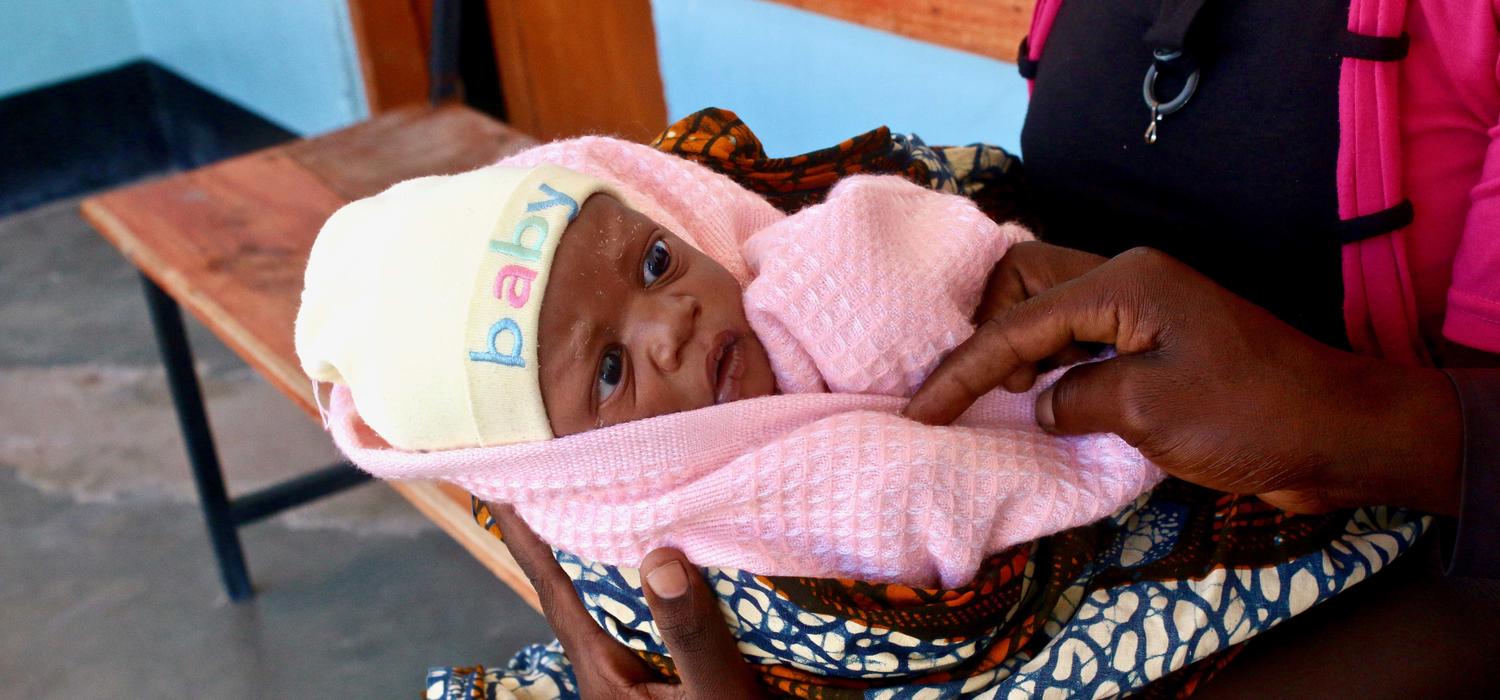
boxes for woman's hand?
[975,240,1107,322]
[907,247,1464,515]
[975,241,1109,385]
[492,503,763,699]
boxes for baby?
[295,161,784,452]
[533,189,778,437]
[296,137,1157,587]
[296,149,1004,450]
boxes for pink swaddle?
[325,138,1163,587]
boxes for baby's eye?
[597,346,624,404]
[643,239,671,286]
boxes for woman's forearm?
[1321,359,1462,516]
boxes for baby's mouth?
[708,330,747,405]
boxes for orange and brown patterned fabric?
[651,107,1037,228]
[650,108,932,213]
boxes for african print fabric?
[651,108,1024,222]
[425,109,1427,699]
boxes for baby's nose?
[643,294,699,372]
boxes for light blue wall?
[129,0,367,135]
[0,0,141,96]
[4,0,1021,145]
[0,0,367,136]
[651,0,1030,156]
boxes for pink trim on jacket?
[1339,0,1427,364]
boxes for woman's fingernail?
[645,560,689,599]
[1036,386,1057,432]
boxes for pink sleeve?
[742,176,1031,396]
[1443,46,1500,353]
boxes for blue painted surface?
[0,0,141,96]
[5,0,1027,146]
[0,0,366,135]
[651,0,1030,156]
[129,0,367,135]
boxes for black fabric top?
[1021,0,1350,347]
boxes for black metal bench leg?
[140,273,254,601]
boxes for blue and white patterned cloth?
[431,491,1424,698]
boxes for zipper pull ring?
[1141,49,1200,146]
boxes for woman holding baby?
[482,0,1500,695]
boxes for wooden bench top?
[80,104,542,611]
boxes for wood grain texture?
[285,103,536,200]
[770,0,1034,63]
[486,0,667,141]
[346,0,432,112]
[80,104,541,612]
[83,154,344,419]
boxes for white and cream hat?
[294,164,618,451]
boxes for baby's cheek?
[668,384,715,416]
[744,338,778,399]
[668,381,719,420]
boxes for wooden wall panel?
[486,0,667,142]
[346,0,432,113]
[769,0,1034,63]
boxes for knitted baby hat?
[295,164,618,451]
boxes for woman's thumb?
[640,549,762,699]
[1036,358,1141,439]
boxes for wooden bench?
[80,103,540,609]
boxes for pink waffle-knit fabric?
[324,137,1162,587]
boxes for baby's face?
[538,194,776,437]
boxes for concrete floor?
[0,196,552,698]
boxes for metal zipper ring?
[1142,49,1201,115]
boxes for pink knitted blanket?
[325,138,1162,587]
